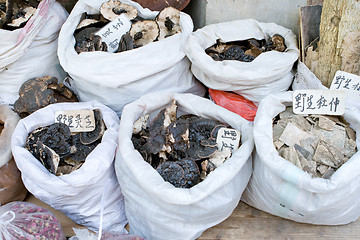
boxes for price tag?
[292,90,345,115]
[55,110,95,132]
[216,128,241,152]
[96,14,132,53]
[330,70,360,101]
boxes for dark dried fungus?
[117,32,135,52]
[206,35,286,62]
[132,101,236,188]
[14,76,78,118]
[80,109,105,145]
[74,27,108,53]
[157,159,200,188]
[25,110,104,175]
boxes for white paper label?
[55,110,95,132]
[96,14,132,53]
[292,90,345,115]
[216,128,241,152]
[330,70,360,101]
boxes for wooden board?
[200,201,360,239]
[299,5,322,61]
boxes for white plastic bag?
[115,92,253,240]
[0,0,68,105]
[242,91,360,225]
[58,0,205,115]
[184,19,299,103]
[0,105,27,205]
[11,101,127,232]
[292,61,327,91]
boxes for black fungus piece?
[157,161,185,187]
[25,127,49,159]
[222,45,245,60]
[176,159,200,188]
[65,134,99,164]
[37,141,60,174]
[80,109,106,145]
[74,27,107,53]
[40,123,71,156]
[117,32,134,52]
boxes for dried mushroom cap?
[155,6,181,40]
[7,6,35,27]
[76,19,100,30]
[100,0,137,21]
[37,141,60,174]
[117,31,135,52]
[272,34,286,52]
[129,20,159,46]
[14,76,78,117]
[80,109,106,145]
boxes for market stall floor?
[26,194,360,239]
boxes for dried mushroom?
[25,109,106,175]
[74,26,108,53]
[132,101,239,188]
[155,6,181,40]
[205,35,286,62]
[1,0,40,30]
[273,106,357,179]
[100,0,137,21]
[129,20,159,47]
[75,1,182,53]
[14,76,78,118]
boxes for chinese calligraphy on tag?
[55,110,95,132]
[330,70,360,102]
[216,128,241,152]
[95,14,132,52]
[292,90,345,115]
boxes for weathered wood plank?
[299,5,322,61]
[199,201,360,239]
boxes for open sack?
[184,19,299,103]
[242,91,360,225]
[57,0,205,115]
[0,105,27,205]
[115,92,254,240]
[0,0,68,105]
[11,101,127,232]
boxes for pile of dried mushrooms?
[25,109,106,175]
[74,0,181,53]
[14,76,78,118]
[0,0,40,30]
[132,100,239,188]
[205,34,286,62]
[273,106,357,179]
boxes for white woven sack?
[242,91,360,225]
[0,0,68,105]
[184,19,299,103]
[11,101,127,232]
[0,105,20,168]
[115,92,253,240]
[58,0,205,115]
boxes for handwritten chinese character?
[334,75,345,89]
[344,79,351,89]
[294,93,306,112]
[221,141,234,151]
[316,95,327,109]
[329,97,340,112]
[84,115,94,129]
[306,95,315,110]
[221,130,238,141]
[75,114,83,128]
